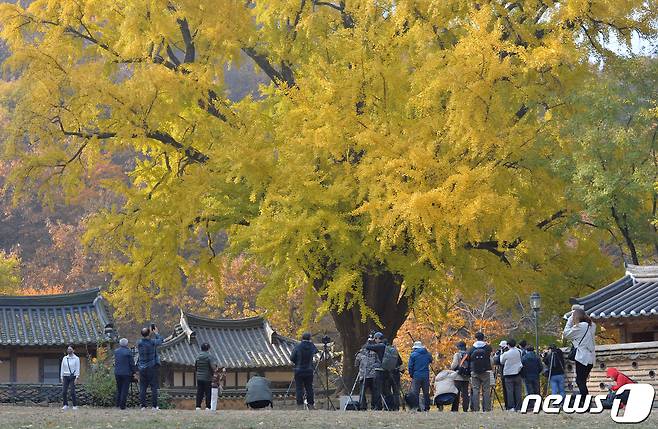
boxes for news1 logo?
[520,384,656,424]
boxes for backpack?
[470,346,489,374]
[381,345,399,371]
[456,352,471,377]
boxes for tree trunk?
[323,268,415,392]
[611,206,640,265]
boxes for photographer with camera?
[500,338,524,411]
[290,332,319,410]
[449,341,470,412]
[543,344,566,397]
[492,340,509,410]
[137,324,163,410]
[355,334,382,410]
[114,338,137,410]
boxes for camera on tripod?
[322,335,331,345]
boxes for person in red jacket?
[605,367,634,407]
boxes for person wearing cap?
[408,340,433,411]
[365,332,387,410]
[290,332,319,410]
[114,338,137,410]
[493,340,509,410]
[449,341,470,411]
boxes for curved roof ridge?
[0,287,102,307]
[626,264,658,280]
[182,311,265,328]
[571,275,632,306]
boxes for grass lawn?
[0,406,655,429]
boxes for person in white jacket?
[563,308,596,398]
[500,339,523,411]
[60,345,80,410]
[433,369,458,410]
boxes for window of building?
[43,358,60,384]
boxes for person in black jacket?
[365,332,387,410]
[114,338,137,409]
[543,344,566,397]
[290,332,319,410]
[521,346,543,395]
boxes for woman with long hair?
[563,308,597,398]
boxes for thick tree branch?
[465,209,567,265]
[56,124,209,164]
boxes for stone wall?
[564,341,658,406]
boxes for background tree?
[0,250,20,294]
[555,57,658,265]
[1,0,655,384]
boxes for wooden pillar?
[9,348,16,383]
[619,323,628,343]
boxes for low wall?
[564,341,658,406]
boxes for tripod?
[285,344,338,410]
[490,371,505,411]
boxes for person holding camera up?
[137,324,163,410]
[492,340,509,409]
[521,346,542,395]
[563,308,596,400]
[290,332,319,410]
[114,338,137,410]
[543,344,566,397]
[500,338,524,411]
[355,334,382,410]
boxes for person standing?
[521,346,542,395]
[365,332,388,410]
[408,340,433,412]
[500,338,523,411]
[543,344,566,397]
[60,345,80,410]
[195,342,217,410]
[355,340,380,410]
[290,332,319,410]
[468,332,493,412]
[114,338,137,409]
[379,337,402,411]
[449,341,470,412]
[563,308,596,399]
[493,340,509,410]
[211,367,227,411]
[137,325,163,410]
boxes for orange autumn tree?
[396,288,504,372]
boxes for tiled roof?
[158,312,297,369]
[572,265,658,319]
[0,288,114,346]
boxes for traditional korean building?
[569,264,658,401]
[158,311,298,392]
[0,288,115,384]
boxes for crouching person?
[433,369,459,411]
[245,372,273,409]
[602,367,635,409]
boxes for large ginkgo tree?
[1,0,654,382]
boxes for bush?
[86,354,116,407]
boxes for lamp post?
[529,292,541,352]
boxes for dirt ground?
[0,405,656,429]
